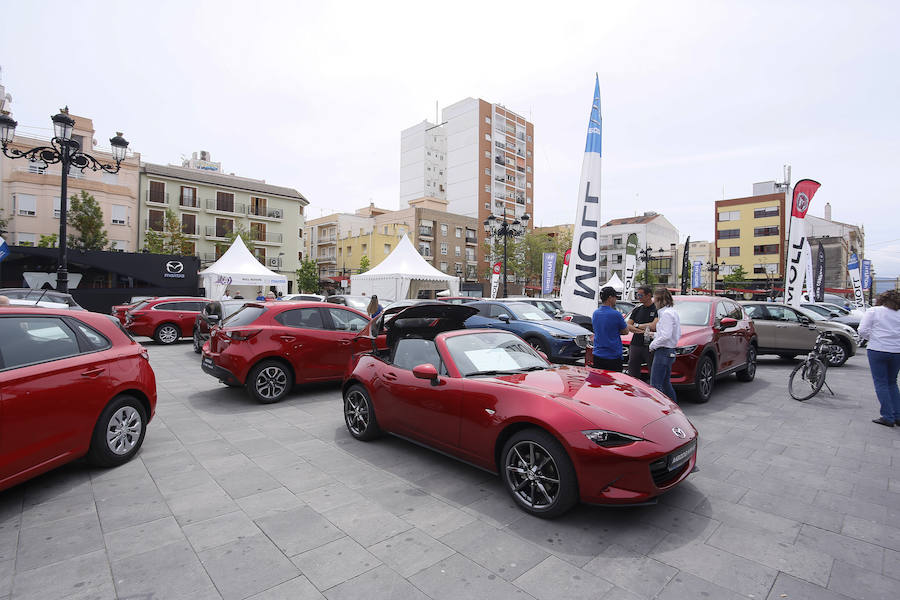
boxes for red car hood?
[486,365,683,432]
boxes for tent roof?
[603,272,625,291]
[199,236,286,281]
[353,236,456,281]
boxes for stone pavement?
[0,342,898,599]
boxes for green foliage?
[216,224,255,256]
[143,230,165,253]
[358,255,370,274]
[38,233,58,248]
[68,190,109,251]
[296,259,320,293]
[723,265,749,287]
[635,268,660,285]
[163,208,191,255]
[0,207,8,232]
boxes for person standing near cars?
[649,288,681,401]
[858,290,900,427]
[626,285,658,379]
[591,287,629,372]
[367,295,384,318]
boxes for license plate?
[668,440,696,471]
[202,357,215,370]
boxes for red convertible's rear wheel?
[344,384,382,441]
[502,428,578,518]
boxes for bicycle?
[788,330,838,401]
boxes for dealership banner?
[559,249,570,293]
[541,252,557,295]
[691,260,702,289]
[0,235,9,262]
[784,178,821,307]
[848,253,865,309]
[813,241,825,302]
[862,259,872,291]
[560,76,603,317]
[622,233,638,301]
[490,261,502,299]
[680,236,691,295]
[802,238,814,302]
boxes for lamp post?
[483,212,530,298]
[638,245,666,284]
[0,108,128,293]
[705,260,726,295]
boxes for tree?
[38,233,58,248]
[723,265,749,288]
[635,269,659,285]
[358,255,370,274]
[163,209,191,255]
[0,207,7,233]
[143,230,165,253]
[68,190,109,251]
[296,259,320,293]
[216,224,255,256]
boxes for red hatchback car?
[589,295,757,403]
[201,302,377,403]
[343,303,698,518]
[0,307,157,491]
[125,296,209,344]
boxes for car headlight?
[582,430,644,447]
[552,333,575,339]
[675,345,697,355]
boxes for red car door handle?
[279,335,296,342]
[383,372,398,381]
[81,368,104,378]
[339,339,352,345]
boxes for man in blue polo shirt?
[591,286,628,371]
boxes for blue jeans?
[650,347,677,402]
[867,349,900,422]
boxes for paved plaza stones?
[0,342,898,599]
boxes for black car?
[193,300,250,353]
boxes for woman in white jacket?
[649,288,681,401]
[858,290,900,427]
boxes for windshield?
[343,297,369,310]
[797,307,827,321]
[129,300,152,312]
[446,331,549,376]
[673,301,710,326]
[508,303,552,321]
[823,303,850,315]
[223,305,266,327]
[803,305,834,318]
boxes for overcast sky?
[3,1,899,275]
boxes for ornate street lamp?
[0,107,129,293]
[483,212,530,297]
[705,260,726,294]
[637,245,666,284]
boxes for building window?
[418,242,431,257]
[148,209,165,232]
[440,261,448,272]
[180,186,198,208]
[384,244,390,255]
[250,221,267,242]
[440,243,448,255]
[102,172,119,185]
[215,218,233,238]
[383,226,388,234]
[729,247,740,256]
[361,243,367,254]
[17,233,36,246]
[484,185,490,193]
[466,247,475,261]
[455,227,462,238]
[16,194,36,216]
[27,163,46,174]
[111,240,127,252]
[440,223,448,236]
[718,229,740,239]
[754,206,779,218]
[181,213,197,235]
[484,168,490,175]
[753,244,779,255]
[111,205,127,225]
[216,191,235,212]
[718,210,740,221]
[53,197,61,219]
[485,117,491,124]
[149,181,166,203]
[250,196,267,217]
[455,246,461,257]
[484,133,491,141]
[526,166,532,173]
[484,151,490,158]
[753,226,779,237]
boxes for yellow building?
[336,223,410,275]
[715,191,785,282]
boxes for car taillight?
[139,348,150,361]
[227,329,261,341]
[563,315,573,321]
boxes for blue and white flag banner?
[862,259,872,291]
[560,76,603,316]
[691,261,702,289]
[541,252,557,295]
[0,235,9,263]
[848,253,865,309]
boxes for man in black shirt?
[626,285,659,379]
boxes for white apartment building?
[400,121,446,206]
[303,212,375,278]
[599,212,679,284]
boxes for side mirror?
[498,314,510,323]
[798,315,811,326]
[829,312,840,318]
[719,317,737,329]
[349,323,359,332]
[412,363,439,384]
[553,309,562,318]
[207,314,220,324]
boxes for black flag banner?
[814,241,825,302]
[681,236,691,294]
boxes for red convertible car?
[342,303,698,518]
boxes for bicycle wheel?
[789,358,826,401]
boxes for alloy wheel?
[698,359,714,398]
[255,366,288,401]
[345,390,369,435]
[827,344,846,366]
[505,440,561,509]
[158,325,179,344]
[106,406,143,455]
[747,347,757,377]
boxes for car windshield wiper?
[466,369,521,377]
[517,365,545,372]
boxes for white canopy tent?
[602,272,625,292]
[199,237,287,300]
[350,235,459,300]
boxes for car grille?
[649,439,696,488]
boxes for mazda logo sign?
[166,261,184,274]
[672,427,686,439]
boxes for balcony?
[248,205,285,220]
[465,235,477,245]
[204,225,233,240]
[249,231,283,245]
[317,235,336,245]
[318,255,337,264]
[179,196,200,209]
[145,190,168,205]
[205,199,247,215]
[418,226,433,239]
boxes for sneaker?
[872,417,895,427]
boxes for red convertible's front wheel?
[502,428,578,518]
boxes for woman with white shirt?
[858,290,900,427]
[648,288,681,401]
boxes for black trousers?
[592,356,623,372]
[627,343,653,379]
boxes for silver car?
[740,302,857,367]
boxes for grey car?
[740,302,857,367]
